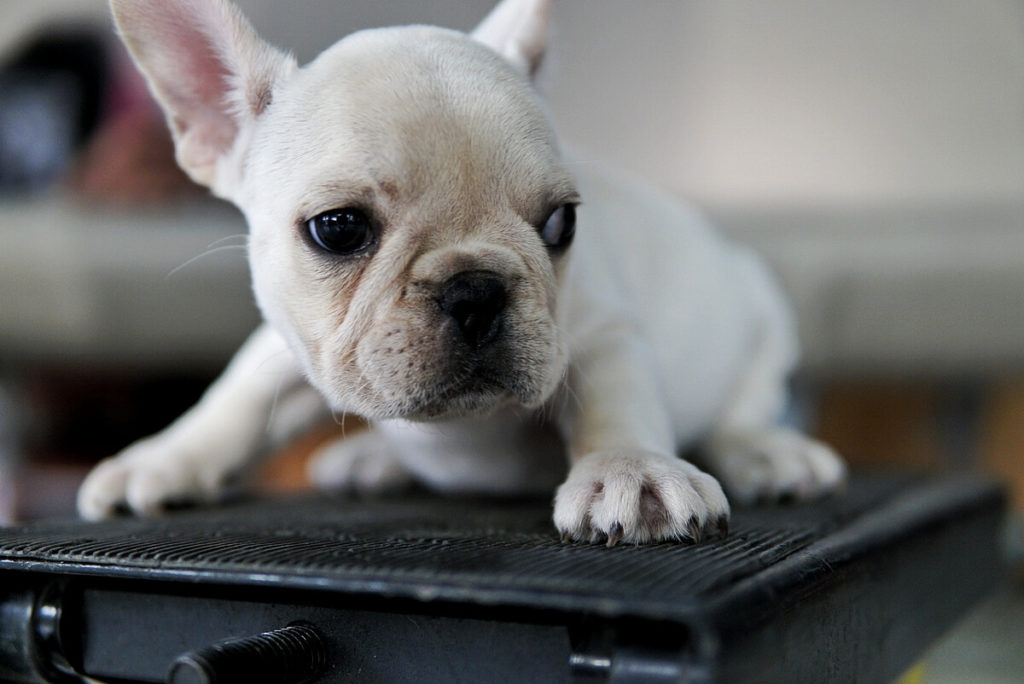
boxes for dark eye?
[539,204,576,250]
[306,208,375,255]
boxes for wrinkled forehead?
[246,26,573,215]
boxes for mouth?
[350,311,564,422]
[408,376,515,420]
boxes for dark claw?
[606,522,624,548]
[687,516,703,544]
[717,515,730,539]
[561,531,572,544]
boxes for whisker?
[166,244,248,279]
[205,233,249,248]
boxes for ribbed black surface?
[0,474,995,621]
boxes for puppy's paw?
[554,451,730,546]
[77,437,230,520]
[702,427,847,505]
[306,431,413,495]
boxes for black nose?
[439,272,508,350]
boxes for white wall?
[9,0,1020,207]
[234,0,1024,207]
[542,1,1024,207]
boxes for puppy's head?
[112,0,577,420]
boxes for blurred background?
[0,0,1022,678]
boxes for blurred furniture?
[0,194,257,367]
[4,195,1022,373]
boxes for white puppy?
[78,0,846,545]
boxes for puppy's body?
[78,0,845,544]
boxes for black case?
[0,474,1006,683]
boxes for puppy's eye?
[539,204,576,251]
[306,208,375,255]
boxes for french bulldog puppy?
[77,0,846,545]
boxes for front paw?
[77,437,230,520]
[702,427,847,505]
[553,451,730,546]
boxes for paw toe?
[124,467,185,517]
[554,452,731,545]
[706,428,848,504]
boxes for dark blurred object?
[0,27,109,193]
[24,371,211,462]
[67,35,200,205]
[2,370,215,522]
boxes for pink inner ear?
[119,0,242,155]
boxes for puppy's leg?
[309,410,567,498]
[306,430,414,495]
[554,322,729,545]
[699,321,846,504]
[77,325,320,519]
[325,413,567,495]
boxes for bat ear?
[471,0,552,78]
[109,0,296,194]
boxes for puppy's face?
[238,28,578,420]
